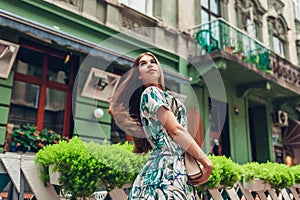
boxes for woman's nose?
[147,63,153,68]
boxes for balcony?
[189,18,300,96]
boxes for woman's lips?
[148,69,157,73]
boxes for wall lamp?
[234,105,239,115]
[94,108,104,118]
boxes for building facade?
[0,0,299,165]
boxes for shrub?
[35,137,102,198]
[86,141,148,191]
[35,137,148,197]
[10,124,68,153]
[291,164,300,183]
[196,155,243,191]
[242,162,295,189]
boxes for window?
[273,36,285,57]
[296,41,300,65]
[201,0,220,24]
[295,0,300,21]
[268,17,288,58]
[8,40,78,136]
[119,0,153,16]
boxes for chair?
[195,29,219,53]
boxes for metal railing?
[189,18,271,73]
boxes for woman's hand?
[191,160,212,186]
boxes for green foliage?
[35,137,102,198]
[36,137,300,195]
[196,155,243,191]
[242,162,295,189]
[10,124,68,153]
[35,138,148,197]
[86,141,148,191]
[291,165,300,183]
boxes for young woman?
[109,52,212,199]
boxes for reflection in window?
[9,80,39,126]
[118,0,153,16]
[273,36,285,57]
[201,0,220,24]
[11,80,40,108]
[295,0,300,21]
[47,55,70,85]
[296,41,300,65]
[15,47,43,77]
[46,88,66,111]
[44,88,66,134]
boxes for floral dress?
[128,86,195,200]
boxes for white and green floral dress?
[129,86,195,200]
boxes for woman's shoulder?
[143,86,165,95]
[141,86,170,101]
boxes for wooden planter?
[49,165,61,186]
[294,183,300,188]
[242,179,266,191]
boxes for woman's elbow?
[167,125,183,137]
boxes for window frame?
[294,0,300,21]
[11,40,78,136]
[200,0,221,24]
[118,0,153,16]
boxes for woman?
[110,52,212,199]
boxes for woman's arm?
[156,106,213,185]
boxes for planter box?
[93,191,108,200]
[242,179,266,191]
[49,165,61,186]
[294,183,300,188]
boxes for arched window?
[268,16,289,59]
[236,0,266,41]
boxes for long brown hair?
[110,52,165,153]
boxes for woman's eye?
[139,63,147,67]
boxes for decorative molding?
[268,0,285,13]
[121,16,150,37]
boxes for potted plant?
[10,124,68,153]
[241,162,295,191]
[35,137,103,199]
[35,137,148,199]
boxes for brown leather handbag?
[184,152,203,182]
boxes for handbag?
[184,152,203,181]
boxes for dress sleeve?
[140,86,171,119]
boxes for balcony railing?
[189,18,271,73]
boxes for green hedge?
[35,137,300,197]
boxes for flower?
[10,124,68,153]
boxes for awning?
[0,9,133,66]
[282,119,300,147]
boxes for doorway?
[248,100,270,162]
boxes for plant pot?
[242,179,266,191]
[93,191,108,200]
[294,183,300,188]
[49,165,62,185]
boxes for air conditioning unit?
[273,110,289,127]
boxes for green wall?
[0,73,14,153]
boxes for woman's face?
[138,54,160,85]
